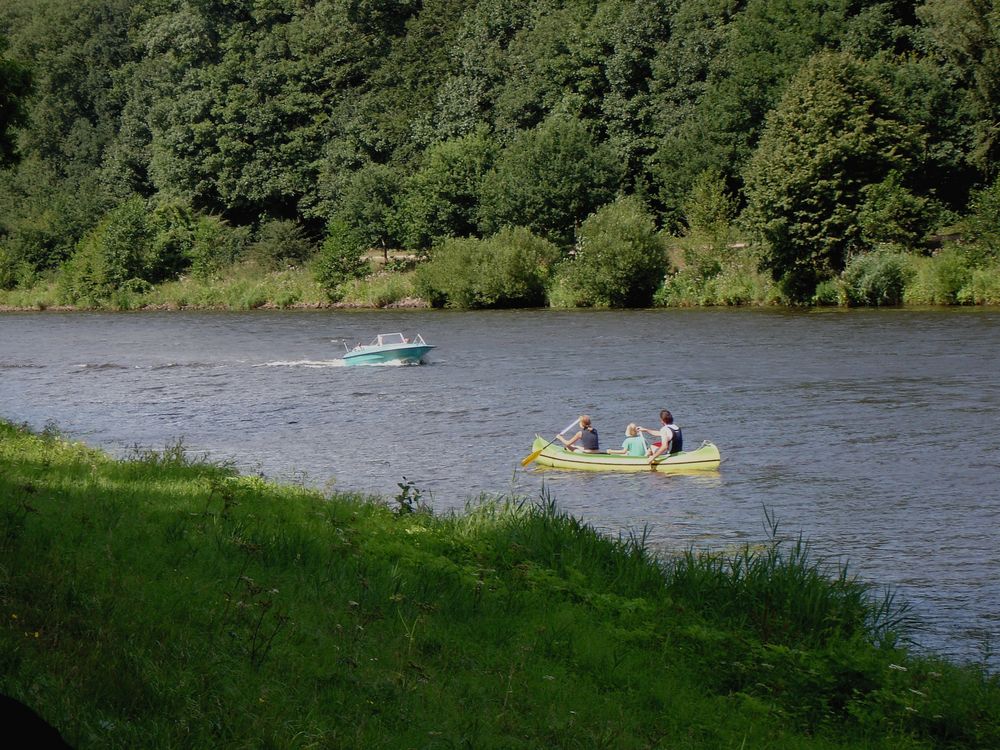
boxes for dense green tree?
[247,218,316,270]
[0,1,133,272]
[0,33,31,167]
[186,213,252,280]
[57,195,156,302]
[1,0,997,304]
[652,0,849,223]
[868,52,977,212]
[857,170,935,248]
[314,219,370,301]
[559,195,667,307]
[478,113,620,246]
[966,175,1000,260]
[743,51,923,301]
[918,0,1000,174]
[398,128,495,251]
[334,162,402,260]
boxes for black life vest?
[667,424,683,453]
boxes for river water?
[2,308,998,666]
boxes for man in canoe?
[557,415,600,452]
[638,409,683,464]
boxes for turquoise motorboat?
[341,332,434,366]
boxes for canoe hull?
[342,344,434,366]
[529,435,721,473]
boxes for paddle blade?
[520,448,544,467]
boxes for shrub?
[841,249,913,306]
[903,247,973,305]
[313,220,371,302]
[558,196,667,308]
[247,219,315,270]
[0,244,32,290]
[398,129,495,251]
[340,271,417,308]
[57,196,156,303]
[812,279,843,306]
[960,264,1000,304]
[415,227,560,308]
[187,215,251,280]
[966,176,1000,263]
[148,199,195,282]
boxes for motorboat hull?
[342,343,434,366]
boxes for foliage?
[918,0,1000,173]
[857,171,937,248]
[654,243,781,307]
[415,226,560,308]
[57,196,157,303]
[186,213,251,281]
[397,129,495,251]
[0,243,32,290]
[2,1,1000,307]
[743,51,923,302]
[966,175,1000,261]
[333,162,402,259]
[651,0,855,224]
[841,249,913,307]
[478,114,620,247]
[337,270,418,308]
[961,263,1000,304]
[682,168,736,240]
[557,196,666,307]
[0,32,31,167]
[247,218,315,271]
[903,247,975,305]
[313,220,370,302]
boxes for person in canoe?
[606,423,647,456]
[557,415,600,452]
[638,409,683,463]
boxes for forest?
[1,0,999,308]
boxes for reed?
[1,420,998,748]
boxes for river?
[2,308,998,666]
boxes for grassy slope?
[1,421,997,748]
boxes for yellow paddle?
[520,419,580,467]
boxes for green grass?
[1,420,998,748]
[0,264,424,311]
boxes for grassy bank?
[1,420,998,748]
[0,264,423,312]
[4,242,1000,313]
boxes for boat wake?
[259,359,346,368]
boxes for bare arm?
[558,430,582,448]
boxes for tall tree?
[478,113,620,246]
[743,50,923,301]
[918,0,1000,176]
[0,33,31,167]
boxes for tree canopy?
[0,0,997,303]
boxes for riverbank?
[0,265,428,312]
[3,241,1000,312]
[2,419,997,748]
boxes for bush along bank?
[1,419,998,748]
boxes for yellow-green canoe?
[527,435,721,474]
